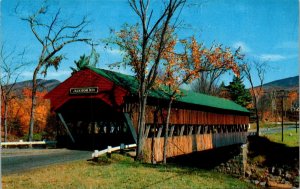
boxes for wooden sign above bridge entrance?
[69,87,99,95]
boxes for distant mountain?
[262,76,299,91]
[8,79,61,94]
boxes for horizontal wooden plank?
[144,132,248,162]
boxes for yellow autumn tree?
[157,36,243,164]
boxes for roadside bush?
[23,132,47,141]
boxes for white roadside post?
[120,143,125,154]
[107,146,112,158]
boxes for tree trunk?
[151,108,158,164]
[0,86,2,143]
[28,68,39,142]
[163,99,173,164]
[253,96,259,136]
[4,101,8,142]
[28,88,37,142]
[136,83,148,161]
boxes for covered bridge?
[45,66,249,162]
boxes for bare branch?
[129,0,142,19]
[46,8,61,46]
[17,3,92,142]
[43,38,90,64]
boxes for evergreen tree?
[219,81,226,91]
[70,47,100,74]
[226,76,252,108]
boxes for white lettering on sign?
[69,87,99,95]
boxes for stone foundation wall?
[214,144,248,177]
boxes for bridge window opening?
[55,99,135,150]
[145,123,245,139]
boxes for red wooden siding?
[45,69,128,111]
[125,103,249,131]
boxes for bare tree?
[257,92,271,121]
[18,3,91,142]
[0,45,27,142]
[269,89,277,119]
[192,69,226,96]
[242,61,267,136]
[116,0,186,160]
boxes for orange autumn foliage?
[287,90,299,110]
[247,88,299,122]
[157,36,242,99]
[8,88,50,135]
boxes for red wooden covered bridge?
[45,66,249,162]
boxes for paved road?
[2,148,92,175]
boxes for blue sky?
[1,0,299,88]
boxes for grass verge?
[262,129,299,147]
[3,154,256,189]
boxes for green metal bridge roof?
[87,66,249,113]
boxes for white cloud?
[275,41,298,49]
[20,71,33,78]
[107,48,123,55]
[20,70,72,80]
[100,47,123,56]
[109,66,133,76]
[259,54,286,62]
[105,49,122,55]
[46,70,72,78]
[232,41,251,53]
